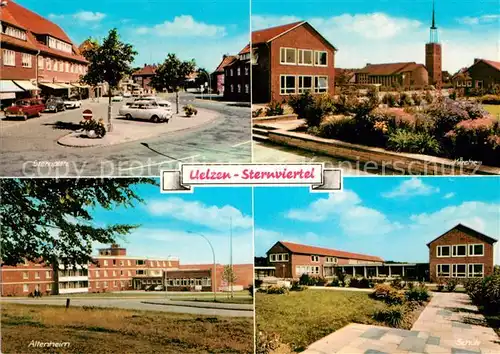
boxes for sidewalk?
[141,299,253,311]
[304,292,500,354]
[57,108,218,147]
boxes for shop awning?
[13,80,40,91]
[39,82,66,89]
[0,80,23,93]
[71,83,90,89]
[56,83,73,89]
[0,92,16,99]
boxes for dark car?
[44,97,65,113]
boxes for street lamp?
[187,231,216,301]
[200,71,212,101]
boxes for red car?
[5,98,45,120]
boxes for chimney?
[223,54,227,59]
[144,63,147,67]
[474,58,481,64]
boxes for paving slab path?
[303,292,500,354]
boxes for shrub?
[373,305,406,327]
[480,94,500,105]
[399,92,412,107]
[252,108,263,118]
[405,286,430,302]
[290,281,307,292]
[412,93,422,106]
[255,279,263,288]
[249,284,254,297]
[386,291,405,305]
[80,118,106,138]
[444,278,459,292]
[391,278,405,290]
[373,284,394,299]
[304,94,335,127]
[382,93,397,107]
[183,104,198,117]
[329,278,341,287]
[288,91,314,119]
[449,90,457,100]
[358,278,372,289]
[425,98,471,138]
[319,116,356,140]
[265,286,289,295]
[338,272,347,287]
[334,93,358,114]
[315,277,328,286]
[387,130,441,155]
[464,273,500,315]
[266,101,284,116]
[424,91,434,104]
[349,278,360,288]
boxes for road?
[1,297,253,318]
[0,92,251,177]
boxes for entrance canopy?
[13,80,40,91]
[0,80,23,93]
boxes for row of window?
[48,36,73,54]
[269,253,289,262]
[58,269,88,277]
[229,83,250,94]
[60,281,89,289]
[94,269,162,277]
[436,244,484,258]
[280,48,328,67]
[2,49,87,74]
[95,280,130,289]
[100,259,170,267]
[296,265,321,275]
[22,271,51,280]
[2,24,27,41]
[280,75,328,95]
[228,66,249,76]
[165,278,212,286]
[23,283,52,292]
[436,264,484,278]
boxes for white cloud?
[443,192,455,199]
[73,11,106,22]
[382,178,440,198]
[136,15,226,37]
[147,198,252,230]
[252,13,499,72]
[285,190,401,235]
[457,14,500,25]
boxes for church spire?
[431,0,437,29]
[429,0,439,43]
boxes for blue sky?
[252,0,500,73]
[19,0,249,71]
[88,182,253,265]
[254,177,500,264]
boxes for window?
[314,76,328,93]
[96,282,100,288]
[104,271,108,277]
[436,245,451,257]
[59,61,64,72]
[4,26,27,41]
[468,244,484,256]
[298,49,313,65]
[35,272,40,279]
[314,51,327,66]
[3,49,15,66]
[237,84,241,93]
[47,36,72,54]
[468,264,484,277]
[112,271,116,276]
[21,53,32,68]
[325,257,337,263]
[23,272,29,279]
[103,260,108,266]
[136,260,145,265]
[65,62,70,72]
[245,67,249,75]
[113,281,118,287]
[46,284,51,291]
[280,75,296,95]
[136,269,145,275]
[298,76,313,93]
[120,260,124,266]
[452,245,467,257]
[104,281,108,288]
[245,84,249,93]
[38,56,44,69]
[311,255,319,262]
[230,84,234,93]
[237,67,241,76]
[452,264,466,277]
[280,48,296,65]
[270,253,289,262]
[230,69,233,76]
[45,271,51,278]
[436,264,450,277]
[46,58,52,71]
[128,271,132,276]
[23,284,29,292]
[95,270,100,278]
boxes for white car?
[111,95,123,102]
[63,97,81,109]
[119,100,172,123]
[123,92,132,98]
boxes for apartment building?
[212,54,236,94]
[132,64,157,94]
[223,50,250,102]
[428,224,497,282]
[0,244,253,296]
[250,21,337,103]
[266,241,383,279]
[0,1,89,102]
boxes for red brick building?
[0,244,253,296]
[355,62,429,88]
[223,49,250,102]
[266,241,383,279]
[132,64,156,94]
[0,1,88,102]
[250,21,337,104]
[453,59,500,94]
[427,224,497,282]
[212,54,237,95]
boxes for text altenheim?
[28,340,70,348]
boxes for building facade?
[355,62,428,88]
[0,1,89,103]
[0,244,253,296]
[223,51,250,102]
[453,59,500,94]
[132,64,156,94]
[250,21,337,104]
[427,224,497,282]
[212,55,236,94]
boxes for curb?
[141,300,254,311]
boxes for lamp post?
[200,71,212,101]
[187,231,216,301]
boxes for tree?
[0,178,156,292]
[222,265,237,297]
[81,29,137,132]
[194,68,210,89]
[150,54,196,114]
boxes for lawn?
[1,303,254,354]
[174,296,253,305]
[483,104,500,116]
[256,290,396,352]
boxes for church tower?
[425,0,442,88]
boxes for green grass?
[483,104,500,116]
[1,303,253,354]
[256,290,390,352]
[174,297,253,305]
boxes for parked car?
[123,92,132,98]
[44,97,65,113]
[63,97,82,109]
[118,100,172,123]
[111,95,123,102]
[154,285,165,291]
[5,98,45,120]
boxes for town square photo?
[0,178,254,353]
[0,0,251,177]
[254,177,500,353]
[250,0,500,174]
